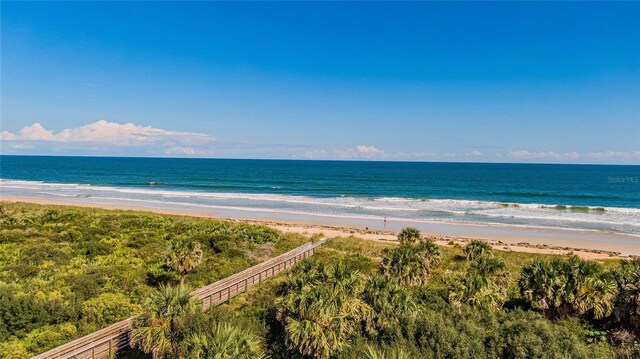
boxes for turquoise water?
[1,155,639,235]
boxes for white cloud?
[508,150,640,163]
[297,145,389,160]
[296,147,639,164]
[8,143,34,149]
[18,123,56,141]
[1,131,18,140]
[298,149,330,159]
[163,146,217,157]
[165,146,197,156]
[1,120,218,157]
[509,150,561,159]
[340,145,389,159]
[584,151,640,160]
[1,120,214,146]
[2,122,638,164]
[396,151,438,159]
[465,150,482,156]
[563,151,580,159]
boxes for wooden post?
[227,286,231,302]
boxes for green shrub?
[80,293,142,332]
[22,323,77,354]
[519,257,616,319]
[464,240,493,261]
[398,227,421,244]
[0,202,298,356]
[0,339,30,359]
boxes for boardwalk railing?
[32,239,327,359]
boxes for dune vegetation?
[0,202,308,358]
[121,229,638,358]
[132,233,637,359]
[1,203,638,359]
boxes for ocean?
[1,155,639,236]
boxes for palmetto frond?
[362,274,417,333]
[612,258,640,333]
[464,240,493,261]
[363,345,413,359]
[448,271,504,309]
[165,237,203,286]
[398,227,421,244]
[276,261,369,358]
[129,315,173,359]
[184,322,266,359]
[149,284,202,318]
[380,241,440,286]
[470,256,505,276]
[519,256,617,319]
[130,285,202,358]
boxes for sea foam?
[1,178,639,236]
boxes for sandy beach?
[2,195,637,260]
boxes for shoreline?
[1,195,636,260]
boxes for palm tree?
[276,261,371,359]
[613,258,640,334]
[380,245,429,286]
[165,237,203,287]
[448,271,504,309]
[130,285,202,359]
[380,239,440,286]
[281,259,330,294]
[184,322,266,359]
[417,239,442,268]
[397,227,421,244]
[518,259,563,316]
[363,345,413,359]
[470,256,505,276]
[518,257,616,319]
[448,255,506,310]
[561,257,616,319]
[464,240,492,261]
[362,274,416,335]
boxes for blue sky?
[1,2,639,164]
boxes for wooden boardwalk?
[31,239,326,359]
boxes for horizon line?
[0,153,638,166]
